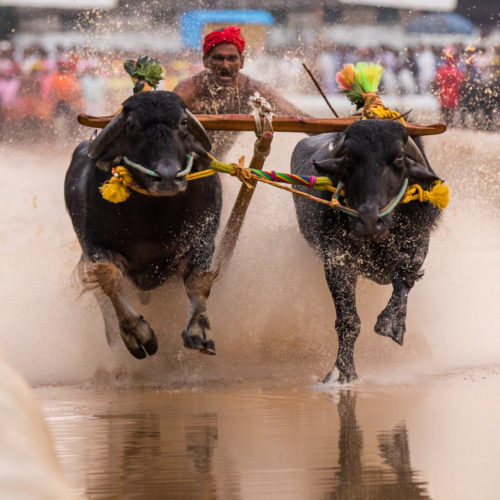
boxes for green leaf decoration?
[123,56,165,94]
[341,80,365,109]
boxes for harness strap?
[99,154,449,213]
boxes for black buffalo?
[292,119,442,383]
[64,90,222,359]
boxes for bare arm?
[172,77,200,111]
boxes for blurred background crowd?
[1,39,498,142]
[0,0,498,142]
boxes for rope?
[185,155,448,216]
[362,92,405,124]
[401,180,449,209]
[123,155,160,178]
[176,153,195,178]
[186,156,337,192]
[99,154,449,213]
[185,154,340,209]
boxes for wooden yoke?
[78,113,447,136]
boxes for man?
[433,47,463,125]
[173,26,308,157]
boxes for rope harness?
[97,62,449,215]
[99,153,449,216]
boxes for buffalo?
[291,119,443,383]
[64,90,221,359]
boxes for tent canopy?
[179,10,275,50]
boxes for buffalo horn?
[404,137,428,168]
[185,109,212,152]
[330,135,346,157]
[87,111,126,159]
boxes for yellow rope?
[99,156,449,212]
[186,169,216,181]
[367,105,405,123]
[361,92,405,124]
[401,180,450,209]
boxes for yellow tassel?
[402,180,450,209]
[427,180,450,209]
[99,166,134,203]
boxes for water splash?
[0,126,498,387]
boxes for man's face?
[203,43,244,87]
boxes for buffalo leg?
[323,261,360,383]
[375,239,428,345]
[83,260,158,359]
[94,292,120,346]
[374,276,410,346]
[182,269,217,355]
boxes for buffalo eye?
[392,152,405,169]
[180,118,188,127]
[342,150,354,165]
[125,117,140,137]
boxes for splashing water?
[0,125,498,387]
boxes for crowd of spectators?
[306,42,500,128]
[0,38,498,142]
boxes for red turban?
[203,26,246,55]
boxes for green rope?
[123,156,160,178]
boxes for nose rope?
[99,154,193,203]
[123,156,160,178]
[334,178,410,218]
[176,153,195,178]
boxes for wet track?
[1,124,500,498]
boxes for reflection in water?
[184,413,219,498]
[38,387,437,499]
[332,390,430,499]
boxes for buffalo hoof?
[181,332,216,355]
[181,331,205,351]
[119,316,158,359]
[322,366,357,384]
[375,309,406,346]
[201,339,216,356]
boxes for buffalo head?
[87,91,211,196]
[313,120,440,236]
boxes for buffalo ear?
[87,111,126,159]
[185,109,211,153]
[312,158,344,176]
[405,157,440,183]
[311,135,346,176]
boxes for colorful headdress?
[203,26,246,55]
[336,62,402,121]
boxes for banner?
[339,0,456,10]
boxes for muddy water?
[1,126,500,498]
[36,369,500,499]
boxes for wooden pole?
[78,113,447,136]
[302,62,339,117]
[211,130,274,274]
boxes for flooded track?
[1,125,500,498]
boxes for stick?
[302,62,339,118]
[211,130,274,274]
[78,113,447,136]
